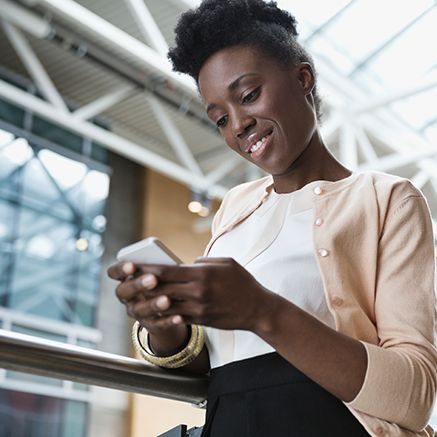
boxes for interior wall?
[130,169,216,437]
[142,170,215,263]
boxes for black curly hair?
[168,0,323,123]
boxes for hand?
[108,261,178,332]
[108,261,195,358]
[112,257,273,332]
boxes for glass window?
[91,142,109,163]
[0,99,25,127]
[32,117,83,154]
[0,127,109,327]
[0,389,88,437]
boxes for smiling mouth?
[250,131,272,153]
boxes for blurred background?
[0,0,436,436]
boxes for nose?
[230,108,255,138]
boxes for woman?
[108,1,437,436]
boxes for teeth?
[250,135,269,153]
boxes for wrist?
[133,323,205,369]
[148,324,191,357]
[251,291,294,339]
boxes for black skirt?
[201,352,371,437]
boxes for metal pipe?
[0,329,208,405]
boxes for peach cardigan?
[205,171,437,437]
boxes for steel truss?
[0,0,436,238]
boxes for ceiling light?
[188,191,211,217]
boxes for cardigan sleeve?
[346,194,437,431]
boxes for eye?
[242,86,261,104]
[216,115,228,128]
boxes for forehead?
[198,46,279,99]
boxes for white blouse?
[205,180,336,369]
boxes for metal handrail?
[0,329,208,405]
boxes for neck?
[272,130,351,193]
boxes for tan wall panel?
[142,170,214,263]
[130,170,218,437]
[131,395,205,437]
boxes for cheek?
[223,133,241,154]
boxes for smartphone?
[116,236,183,265]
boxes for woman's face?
[198,46,319,183]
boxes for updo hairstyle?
[168,0,323,123]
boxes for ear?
[296,62,315,95]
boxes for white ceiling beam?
[124,0,169,56]
[429,180,437,214]
[205,156,243,185]
[410,170,429,190]
[147,93,203,176]
[339,123,357,169]
[318,56,437,184]
[352,71,437,114]
[73,86,137,120]
[361,112,436,155]
[354,124,378,163]
[0,0,52,39]
[313,53,367,102]
[432,220,437,243]
[354,113,437,183]
[0,79,228,199]
[317,51,436,154]
[29,0,198,98]
[315,54,437,176]
[246,164,264,182]
[373,109,436,152]
[358,138,437,173]
[165,0,199,9]
[320,112,343,144]
[1,20,69,113]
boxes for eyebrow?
[206,73,260,114]
[229,73,259,92]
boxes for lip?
[244,130,273,157]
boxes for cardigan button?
[315,218,324,226]
[318,248,329,257]
[332,297,343,306]
[314,186,323,195]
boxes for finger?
[134,264,198,283]
[108,262,135,280]
[141,281,200,303]
[129,294,199,326]
[128,295,172,320]
[145,297,206,327]
[138,314,185,331]
[116,273,158,302]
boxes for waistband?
[208,352,315,398]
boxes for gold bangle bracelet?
[132,321,205,369]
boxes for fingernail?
[172,315,183,325]
[122,262,134,274]
[141,274,156,288]
[156,295,168,310]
